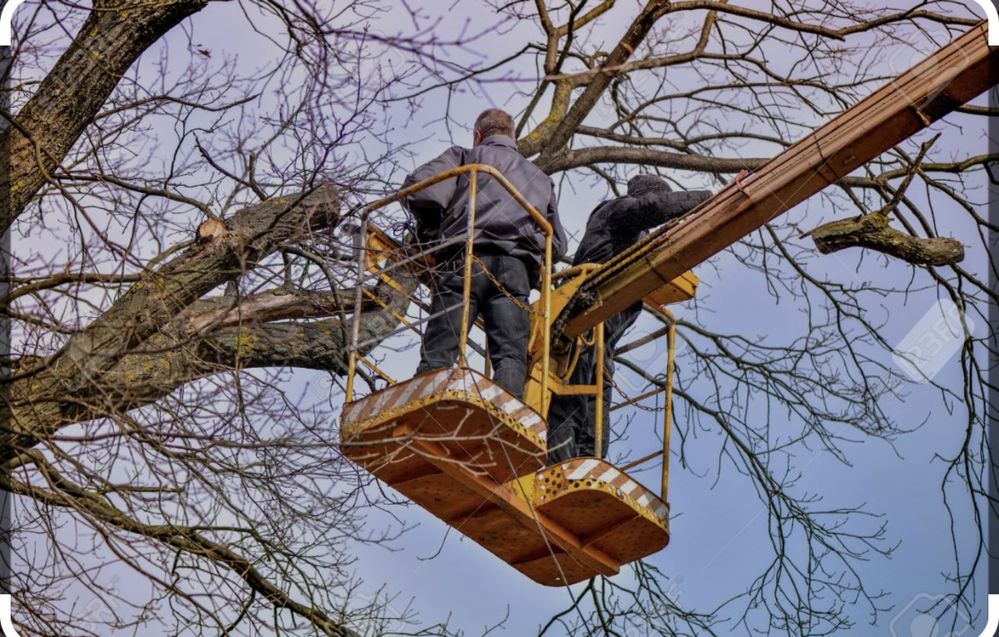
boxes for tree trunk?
[1,0,207,233]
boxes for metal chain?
[468,254,542,315]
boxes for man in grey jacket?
[402,109,567,398]
[547,174,712,463]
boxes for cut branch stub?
[1,185,342,465]
[807,213,965,266]
[197,217,228,242]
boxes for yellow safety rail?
[339,178,685,584]
[570,298,675,502]
[615,305,676,502]
[345,164,554,407]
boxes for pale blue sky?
[8,1,995,635]
[328,4,993,636]
[169,1,996,634]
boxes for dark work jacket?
[574,188,712,266]
[574,188,713,324]
[546,186,713,462]
[402,135,568,271]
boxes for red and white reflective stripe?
[394,374,434,410]
[561,459,669,522]
[342,369,546,442]
[597,466,619,483]
[478,384,504,402]
[566,459,601,481]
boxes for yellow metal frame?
[594,321,605,459]
[524,265,680,488]
[341,380,548,456]
[610,305,676,501]
[557,303,676,499]
[345,163,554,405]
[647,305,676,502]
[345,165,686,508]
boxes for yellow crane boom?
[558,21,998,340]
[340,22,999,586]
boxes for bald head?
[473,109,515,146]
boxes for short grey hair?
[474,109,516,140]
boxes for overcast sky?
[10,1,996,635]
[342,5,991,637]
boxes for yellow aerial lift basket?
[341,21,999,585]
[339,164,694,585]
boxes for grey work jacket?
[402,135,567,269]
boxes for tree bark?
[1,0,208,233]
[807,213,965,266]
[2,187,343,465]
[97,274,417,415]
[527,0,669,163]
[541,145,765,174]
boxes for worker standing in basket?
[401,109,567,399]
[547,175,712,463]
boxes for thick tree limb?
[2,264,417,469]
[806,134,964,267]
[31,186,337,392]
[665,1,977,38]
[100,274,418,414]
[541,144,764,174]
[185,288,370,334]
[538,143,972,193]
[526,0,669,161]
[2,187,341,463]
[1,0,208,233]
[807,213,965,266]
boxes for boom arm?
[558,21,999,340]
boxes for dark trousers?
[416,253,533,399]
[546,304,641,464]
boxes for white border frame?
[0,595,21,637]
[0,0,25,48]
[973,0,999,44]
[0,0,994,636]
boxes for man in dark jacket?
[402,109,567,398]
[547,174,712,463]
